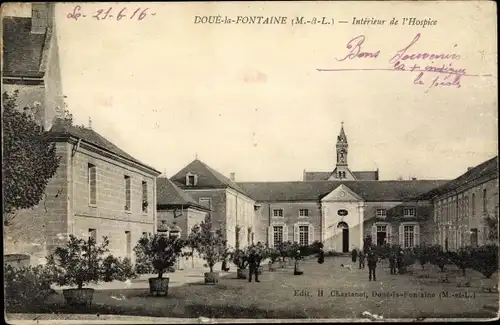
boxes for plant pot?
[237,268,248,279]
[149,277,170,296]
[204,272,219,284]
[269,262,276,272]
[62,288,94,307]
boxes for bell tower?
[336,122,348,167]
[329,122,356,180]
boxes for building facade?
[169,159,257,249]
[168,125,456,253]
[423,156,499,251]
[239,180,442,252]
[2,3,64,131]
[4,120,161,265]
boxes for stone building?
[238,180,444,252]
[156,177,210,239]
[419,156,498,251]
[2,3,64,131]
[169,159,257,248]
[170,125,449,253]
[4,120,161,264]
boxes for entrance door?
[337,221,349,253]
[342,228,349,253]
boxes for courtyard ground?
[6,257,499,321]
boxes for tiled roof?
[304,170,379,181]
[2,17,47,76]
[49,119,160,174]
[352,171,379,181]
[236,180,450,202]
[417,156,498,200]
[304,171,332,181]
[170,159,251,197]
[157,177,209,210]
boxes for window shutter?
[387,224,392,245]
[283,225,289,243]
[371,224,377,243]
[414,224,420,247]
[309,225,314,244]
[399,224,404,247]
[294,224,299,243]
[268,226,273,247]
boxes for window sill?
[298,216,309,219]
[89,204,97,208]
[125,210,132,214]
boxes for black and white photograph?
[2,1,498,323]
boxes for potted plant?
[232,248,249,279]
[133,233,185,296]
[268,247,280,272]
[46,235,132,307]
[191,215,227,284]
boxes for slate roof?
[49,119,160,174]
[2,16,47,76]
[236,180,450,202]
[304,170,379,181]
[157,177,209,210]
[170,159,251,197]
[353,171,379,181]
[416,156,498,200]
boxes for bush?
[101,256,136,282]
[231,248,249,269]
[4,264,55,311]
[267,247,281,263]
[426,245,450,272]
[470,245,498,279]
[46,235,134,288]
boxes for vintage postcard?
[2,1,498,323]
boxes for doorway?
[337,222,349,253]
[342,228,349,252]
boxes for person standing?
[367,249,378,281]
[248,248,260,283]
[351,248,358,263]
[396,249,403,275]
[389,251,397,275]
[359,250,365,269]
[317,247,325,264]
[294,249,303,275]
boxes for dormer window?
[403,208,416,217]
[186,172,198,186]
[376,209,387,218]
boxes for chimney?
[31,3,49,34]
[88,117,92,129]
[230,172,236,182]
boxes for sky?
[4,2,498,181]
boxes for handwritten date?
[67,5,156,21]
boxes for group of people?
[351,247,407,281]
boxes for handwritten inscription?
[336,35,380,61]
[67,5,156,21]
[318,33,491,93]
[389,34,460,64]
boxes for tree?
[133,233,185,279]
[2,91,60,225]
[191,214,227,273]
